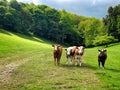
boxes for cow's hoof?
[70,62,72,65]
[79,63,82,66]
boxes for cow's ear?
[52,44,54,47]
[98,50,101,52]
[104,50,107,52]
[76,46,78,49]
[83,46,85,49]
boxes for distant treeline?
[0,0,119,46]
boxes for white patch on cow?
[98,51,101,54]
[66,47,74,55]
[78,46,84,54]
[54,45,58,51]
[101,49,104,51]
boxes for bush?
[93,35,118,46]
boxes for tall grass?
[0,29,120,90]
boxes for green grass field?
[0,29,120,90]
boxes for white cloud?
[92,0,96,5]
[30,0,41,5]
[54,0,73,2]
[7,0,41,5]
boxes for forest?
[0,0,120,47]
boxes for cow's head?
[52,44,61,51]
[98,49,107,56]
[65,46,77,56]
[65,48,71,55]
[78,46,84,55]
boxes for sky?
[11,0,120,19]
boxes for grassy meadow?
[0,29,120,90]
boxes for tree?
[93,35,118,46]
[0,6,6,28]
[9,0,21,11]
[78,17,104,47]
[0,0,7,6]
[45,7,60,42]
[103,5,120,41]
[31,6,47,37]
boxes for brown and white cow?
[52,44,62,65]
[65,46,77,64]
[98,49,107,69]
[73,46,85,66]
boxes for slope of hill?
[0,29,52,56]
[0,29,120,90]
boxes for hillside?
[0,29,52,56]
[0,29,120,90]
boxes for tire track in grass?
[0,51,44,84]
[80,68,102,89]
[0,57,31,83]
[42,64,103,89]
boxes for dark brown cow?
[73,46,85,66]
[52,44,62,65]
[98,49,107,69]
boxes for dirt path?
[0,57,31,83]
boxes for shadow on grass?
[0,29,12,36]
[15,33,46,43]
[105,42,120,48]
[14,33,55,45]
[60,63,120,73]
[60,63,97,70]
[0,29,52,44]
[105,68,120,72]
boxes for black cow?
[98,49,107,69]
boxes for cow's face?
[78,46,84,55]
[52,44,61,52]
[98,49,107,55]
[65,47,74,55]
[65,48,71,55]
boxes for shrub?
[93,35,118,46]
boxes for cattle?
[65,46,84,66]
[65,46,77,64]
[73,46,85,66]
[52,44,62,65]
[98,49,107,69]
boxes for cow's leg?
[70,56,73,64]
[74,56,77,66]
[78,57,82,66]
[66,56,69,64]
[57,58,60,65]
[98,60,100,68]
[54,58,57,65]
[102,60,105,69]
[80,59,82,66]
